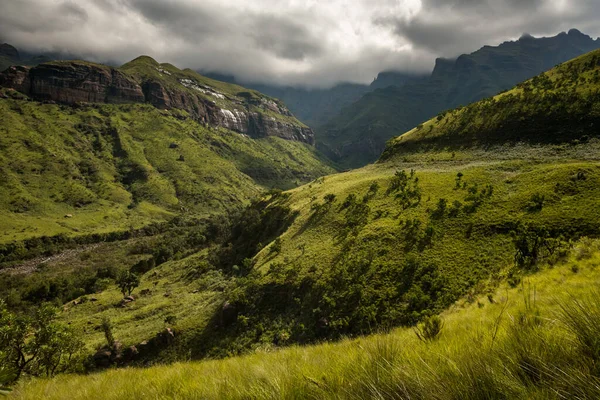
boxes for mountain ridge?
[0,56,315,144]
[318,29,600,168]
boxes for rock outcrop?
[0,65,31,94]
[0,60,315,144]
[0,62,145,104]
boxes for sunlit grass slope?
[170,50,600,357]
[0,98,333,243]
[13,238,600,399]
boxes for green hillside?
[382,49,600,160]
[319,29,600,168]
[4,43,600,400]
[3,48,599,371]
[0,96,333,244]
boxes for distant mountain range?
[3,29,599,169]
[204,71,426,129]
[317,29,600,167]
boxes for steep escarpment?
[0,57,314,144]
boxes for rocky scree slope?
[0,56,314,144]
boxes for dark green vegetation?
[0,302,84,383]
[319,29,600,168]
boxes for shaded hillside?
[206,72,424,129]
[320,29,600,168]
[246,83,370,128]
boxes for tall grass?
[12,242,600,399]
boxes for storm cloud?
[0,0,599,87]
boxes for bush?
[527,193,545,212]
[414,315,444,341]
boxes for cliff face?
[0,60,314,144]
[0,62,145,104]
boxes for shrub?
[324,193,337,203]
[100,317,115,348]
[270,238,282,255]
[0,302,84,383]
[432,198,447,219]
[415,315,444,341]
[527,193,545,212]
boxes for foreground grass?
[12,239,600,399]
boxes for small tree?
[116,270,140,297]
[0,301,83,383]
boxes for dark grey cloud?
[0,0,598,88]
[383,0,600,58]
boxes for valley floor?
[12,238,600,399]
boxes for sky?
[0,0,599,88]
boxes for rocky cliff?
[0,59,314,144]
[0,62,145,104]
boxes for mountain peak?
[568,28,584,36]
[519,33,534,41]
[122,55,159,68]
[0,43,19,60]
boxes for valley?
[1,15,600,400]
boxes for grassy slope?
[12,238,600,399]
[7,45,600,399]
[138,49,600,358]
[382,49,600,159]
[0,97,333,243]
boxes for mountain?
[0,57,335,244]
[319,29,600,168]
[204,72,425,129]
[1,57,315,144]
[247,82,371,128]
[0,43,52,73]
[369,70,427,90]
[5,48,600,376]
[0,43,20,71]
